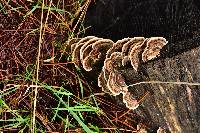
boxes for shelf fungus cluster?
[70,36,168,110]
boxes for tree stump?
[122,46,200,132]
[70,36,200,132]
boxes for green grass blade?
[69,110,92,133]
[77,75,84,98]
[24,3,40,18]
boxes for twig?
[128,81,200,87]
[72,0,91,33]
[32,0,45,132]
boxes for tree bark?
[118,45,200,132]
[76,36,200,132]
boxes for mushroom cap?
[121,37,145,57]
[129,39,147,71]
[103,58,113,72]
[89,39,114,60]
[142,37,167,62]
[121,44,140,66]
[82,39,114,71]
[121,37,145,66]
[80,37,102,62]
[123,91,139,110]
[114,71,128,94]
[77,36,96,44]
[72,43,85,67]
[107,72,122,96]
[71,36,97,67]
[71,36,95,52]
[102,51,127,92]
[98,71,111,93]
[102,58,113,81]
[82,56,94,71]
[114,71,127,87]
[110,52,122,60]
[122,56,129,66]
[110,52,123,69]
[98,71,104,87]
[106,38,131,58]
[92,39,114,49]
[106,71,128,96]
[70,38,81,53]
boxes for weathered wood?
[73,36,200,132]
[118,45,200,132]
[83,0,200,131]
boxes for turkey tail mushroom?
[102,58,113,81]
[72,42,85,67]
[107,72,123,96]
[102,52,126,95]
[106,38,131,58]
[98,71,111,93]
[71,36,114,71]
[70,36,167,111]
[142,37,168,62]
[123,91,139,110]
[70,38,81,53]
[80,37,102,62]
[103,52,123,83]
[121,37,145,66]
[71,36,95,53]
[129,39,148,71]
[71,36,96,67]
[82,39,114,71]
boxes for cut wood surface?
[70,36,200,132]
[122,46,200,132]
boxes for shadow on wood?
[70,36,200,132]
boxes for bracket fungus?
[121,37,145,66]
[80,37,102,62]
[107,72,123,96]
[107,71,128,96]
[128,39,147,71]
[97,71,111,93]
[70,36,167,110]
[71,36,95,54]
[70,38,81,53]
[102,58,113,82]
[142,37,168,62]
[71,37,114,71]
[83,39,114,71]
[102,52,124,84]
[72,42,85,67]
[123,91,139,110]
[71,36,96,67]
[106,38,131,58]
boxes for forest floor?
[0,1,150,132]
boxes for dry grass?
[0,0,152,132]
